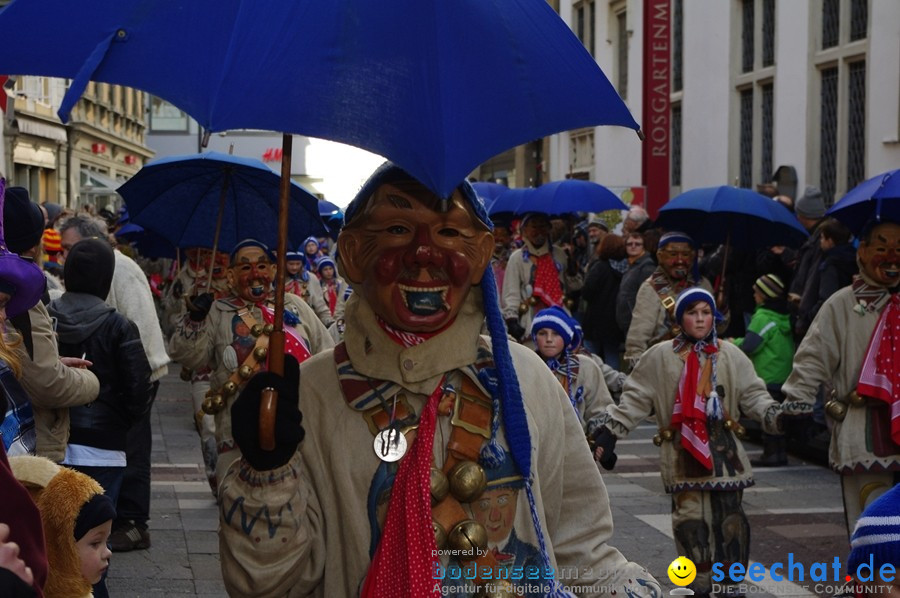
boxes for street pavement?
[109,372,850,597]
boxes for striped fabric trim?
[758,321,777,337]
[855,515,900,527]
[850,533,900,548]
[531,314,575,342]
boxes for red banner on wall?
[0,76,8,113]
[641,0,671,219]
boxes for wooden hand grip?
[259,387,277,451]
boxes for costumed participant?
[302,236,323,273]
[592,288,783,597]
[168,239,333,486]
[162,247,230,496]
[285,248,334,328]
[781,220,900,535]
[623,232,724,369]
[10,455,116,598]
[218,164,660,598]
[531,307,613,436]
[501,213,582,343]
[315,255,347,321]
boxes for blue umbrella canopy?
[656,185,808,249]
[115,222,177,260]
[826,169,900,235]
[517,180,628,216]
[0,0,638,198]
[471,182,509,203]
[488,188,533,217]
[117,152,328,253]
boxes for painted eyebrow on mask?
[387,194,413,210]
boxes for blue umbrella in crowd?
[117,152,327,253]
[318,199,344,241]
[114,222,176,260]
[826,169,900,235]
[488,187,532,218]
[471,182,509,203]
[656,185,808,249]
[515,179,628,217]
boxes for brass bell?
[179,367,193,382]
[432,520,448,549]
[250,324,263,337]
[825,399,847,422]
[849,391,866,407]
[430,467,449,504]
[208,394,225,413]
[724,420,735,430]
[564,298,575,310]
[660,429,674,441]
[253,346,268,361]
[476,579,518,598]
[735,425,747,439]
[201,397,215,414]
[262,323,275,336]
[222,381,238,397]
[238,365,254,380]
[447,519,488,554]
[517,302,529,316]
[527,296,537,306]
[652,434,663,447]
[448,461,487,503]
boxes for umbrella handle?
[259,387,277,451]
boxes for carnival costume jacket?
[601,340,782,493]
[218,290,656,598]
[623,269,714,364]
[781,276,900,474]
[169,292,333,476]
[547,353,613,437]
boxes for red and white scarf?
[258,304,312,364]
[857,294,900,445]
[671,341,718,470]
[533,253,563,308]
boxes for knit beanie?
[531,306,576,349]
[674,287,724,326]
[42,202,62,226]
[42,228,62,253]
[64,238,115,299]
[3,187,45,254]
[315,255,336,272]
[848,484,900,571]
[658,231,695,249]
[753,273,785,299]
[795,186,826,219]
[73,493,116,540]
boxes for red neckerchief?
[532,253,563,307]
[671,338,717,470]
[857,293,900,445]
[360,378,444,598]
[376,317,450,347]
[324,280,338,316]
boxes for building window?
[849,0,867,41]
[575,1,595,56]
[846,60,866,190]
[672,0,683,92]
[569,129,595,176]
[671,104,682,186]
[739,88,754,188]
[741,0,754,72]
[822,0,840,49]
[761,83,773,183]
[761,0,775,67]
[616,9,628,99]
[149,96,189,132]
[820,67,838,204]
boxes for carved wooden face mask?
[227,246,276,303]
[338,181,493,333]
[657,241,694,281]
[858,222,900,287]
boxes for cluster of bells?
[824,391,866,422]
[201,323,276,415]
[652,420,747,447]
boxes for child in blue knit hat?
[531,306,613,436]
[846,483,900,597]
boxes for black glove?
[231,355,304,471]
[589,426,618,470]
[505,318,526,342]
[187,292,215,322]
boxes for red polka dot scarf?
[671,342,718,470]
[857,294,900,445]
[532,254,563,308]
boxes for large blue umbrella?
[516,180,628,216]
[0,0,638,199]
[656,186,808,249]
[117,152,327,253]
[826,169,900,235]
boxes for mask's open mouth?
[881,265,899,280]
[249,282,267,298]
[399,284,449,316]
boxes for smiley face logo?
[667,556,697,586]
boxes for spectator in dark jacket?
[811,218,857,320]
[48,239,151,505]
[787,186,827,341]
[582,234,626,369]
[615,232,657,337]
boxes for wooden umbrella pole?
[716,231,731,310]
[259,133,292,451]
[207,173,229,290]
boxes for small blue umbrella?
[516,180,628,216]
[115,223,177,260]
[0,0,638,199]
[488,188,533,217]
[318,199,344,241]
[471,182,509,203]
[657,185,808,249]
[117,152,327,253]
[826,169,900,235]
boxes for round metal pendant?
[374,428,408,462]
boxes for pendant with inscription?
[374,427,407,462]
